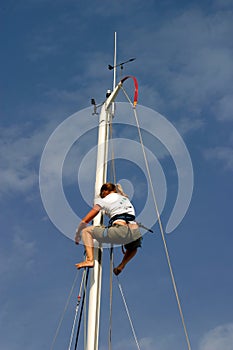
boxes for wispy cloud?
[204,146,233,171]
[112,333,185,350]
[0,228,36,277]
[199,323,233,350]
[214,94,233,121]
[0,127,37,196]
[0,122,56,197]
[174,117,205,135]
[29,42,59,61]
[120,7,233,120]
[212,0,233,10]
[81,0,151,17]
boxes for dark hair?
[99,182,128,198]
[100,183,116,197]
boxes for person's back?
[94,192,135,219]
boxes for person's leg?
[113,248,137,275]
[75,226,94,269]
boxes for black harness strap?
[108,213,135,227]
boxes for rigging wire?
[109,113,117,185]
[108,247,114,350]
[74,267,90,350]
[108,102,140,350]
[50,270,80,350]
[120,85,192,350]
[84,270,87,350]
[108,114,140,350]
[116,275,141,350]
[68,268,87,350]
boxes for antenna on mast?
[113,32,117,90]
[112,32,117,117]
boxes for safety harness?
[108,213,135,227]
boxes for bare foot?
[113,265,124,276]
[75,260,94,269]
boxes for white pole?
[112,32,117,118]
[85,102,107,350]
[86,68,122,350]
[113,32,117,91]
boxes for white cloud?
[26,4,233,123]
[82,0,152,17]
[212,0,233,10]
[139,337,156,349]
[13,232,36,259]
[0,229,36,277]
[0,126,37,196]
[112,333,185,350]
[199,323,233,350]
[174,117,205,135]
[112,337,156,350]
[121,7,233,119]
[0,122,56,197]
[204,146,233,171]
[214,94,233,121]
[28,42,59,61]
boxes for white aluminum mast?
[86,32,121,350]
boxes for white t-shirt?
[94,193,135,220]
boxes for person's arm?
[82,205,101,223]
[75,205,101,243]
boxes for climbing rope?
[120,85,192,350]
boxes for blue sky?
[1,0,233,349]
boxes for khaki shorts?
[92,224,142,249]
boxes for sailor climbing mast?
[86,33,139,350]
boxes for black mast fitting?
[108,57,136,70]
